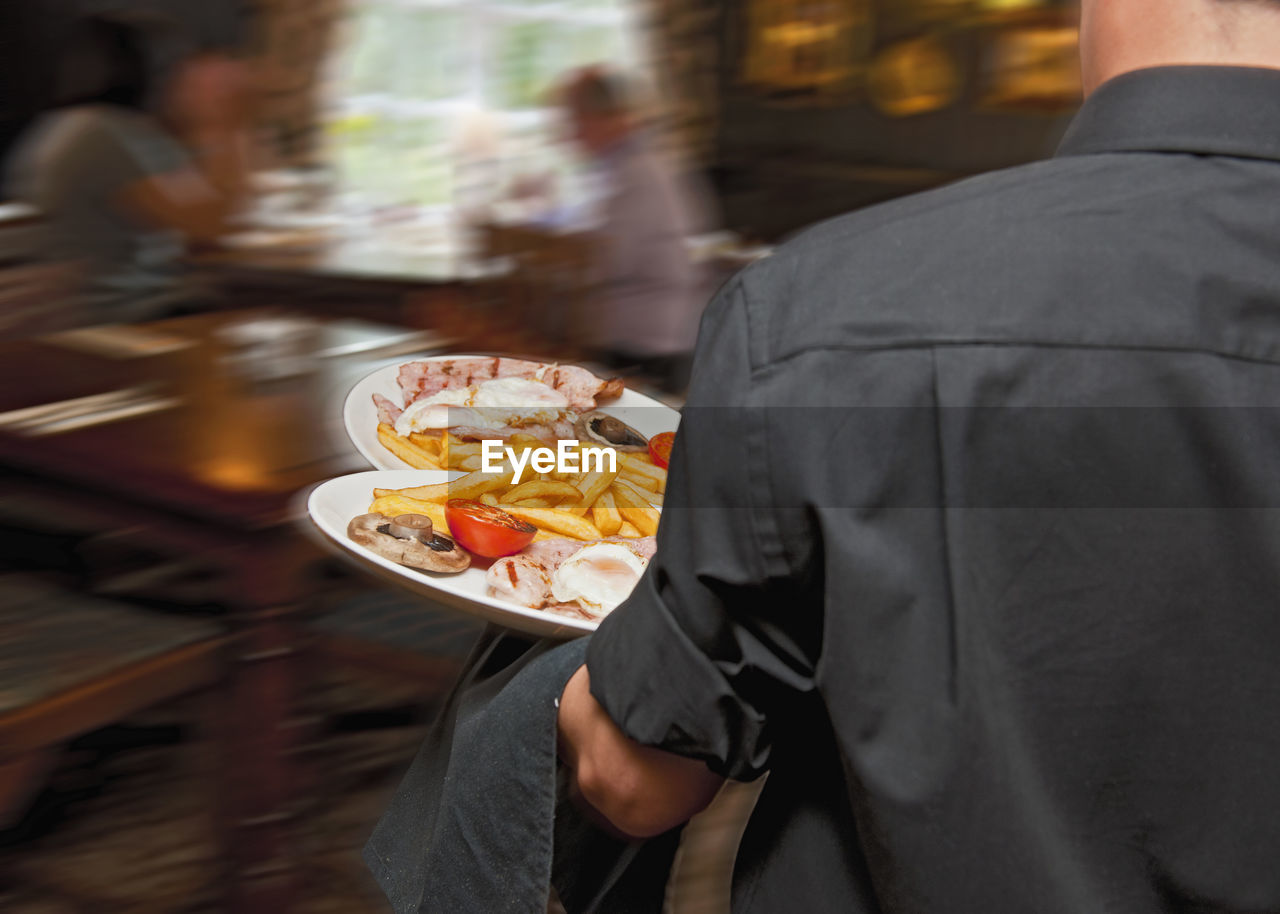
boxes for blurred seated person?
[560,67,712,394]
[4,12,253,325]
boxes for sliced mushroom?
[575,410,649,452]
[387,514,434,542]
[348,512,471,574]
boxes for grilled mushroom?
[574,411,649,452]
[348,512,471,573]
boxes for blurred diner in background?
[555,66,713,394]
[0,0,1081,911]
[6,11,254,325]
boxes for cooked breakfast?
[486,536,657,619]
[372,357,628,469]
[347,360,675,620]
[397,357,623,410]
[347,436,671,617]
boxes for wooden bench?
[0,575,224,827]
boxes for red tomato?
[445,500,537,558]
[648,431,676,469]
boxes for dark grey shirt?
[587,66,1280,913]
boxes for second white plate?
[343,356,680,470]
[308,469,602,639]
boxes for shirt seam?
[929,348,960,704]
[757,339,1280,371]
[739,279,794,579]
[1057,144,1280,164]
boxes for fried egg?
[550,543,648,617]
[394,377,570,436]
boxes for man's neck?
[1083,0,1280,95]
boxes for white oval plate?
[343,355,679,470]
[308,469,600,639]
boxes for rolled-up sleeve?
[586,277,818,781]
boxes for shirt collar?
[1056,65,1280,162]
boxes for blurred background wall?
[717,1,1079,237]
[2,0,1081,242]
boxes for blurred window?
[325,0,644,212]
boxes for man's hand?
[557,664,725,840]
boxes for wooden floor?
[0,666,426,913]
[0,663,756,914]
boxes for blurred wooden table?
[0,311,449,912]
[477,220,599,356]
[194,230,505,328]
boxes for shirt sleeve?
[46,108,189,208]
[104,109,189,180]
[585,276,820,781]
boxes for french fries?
[591,490,623,537]
[375,466,517,505]
[500,505,603,541]
[377,424,442,470]
[566,465,620,516]
[367,495,448,532]
[447,440,484,460]
[612,477,661,505]
[619,453,666,492]
[613,476,663,507]
[408,432,443,457]
[499,480,582,504]
[374,480,450,503]
[425,433,491,471]
[618,469,658,490]
[373,416,672,544]
[610,479,660,537]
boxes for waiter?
[559,0,1280,911]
